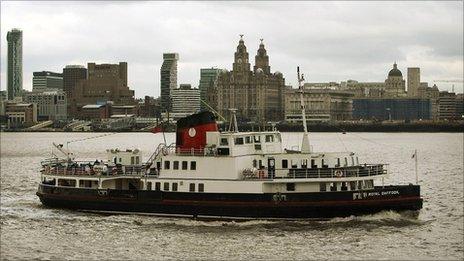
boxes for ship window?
[182,161,188,170]
[254,136,261,143]
[163,182,169,191]
[351,157,355,166]
[358,181,363,189]
[190,161,196,170]
[311,159,317,168]
[356,157,359,165]
[286,183,295,191]
[282,159,288,168]
[291,160,297,168]
[341,182,348,191]
[172,183,178,191]
[336,158,340,167]
[259,160,263,168]
[147,182,152,190]
[155,182,161,191]
[198,183,204,192]
[350,181,356,190]
[131,156,135,165]
[220,138,228,146]
[320,182,326,192]
[136,156,140,165]
[301,159,308,168]
[189,183,195,192]
[164,161,170,170]
[235,137,244,145]
[330,182,337,191]
[119,158,122,163]
[265,135,274,143]
[245,136,252,144]
[366,180,373,188]
[253,159,257,168]
[344,158,348,167]
[173,161,179,170]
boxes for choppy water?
[1,132,463,260]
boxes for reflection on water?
[1,132,463,260]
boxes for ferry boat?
[36,69,423,219]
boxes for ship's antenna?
[298,66,311,153]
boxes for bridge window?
[282,159,288,168]
[182,161,188,170]
[254,136,261,143]
[356,157,359,165]
[336,158,340,167]
[198,183,204,192]
[235,137,244,145]
[136,156,140,165]
[172,183,178,192]
[245,136,252,144]
[155,182,161,191]
[164,161,170,170]
[344,157,348,167]
[131,156,135,165]
[220,138,228,146]
[253,159,257,168]
[190,161,196,170]
[265,135,274,143]
[163,182,169,191]
[189,183,195,192]
[147,182,152,190]
[351,157,355,166]
[291,160,297,168]
[319,183,326,192]
[173,161,179,170]
[286,183,295,191]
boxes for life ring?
[334,170,343,178]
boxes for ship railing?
[241,164,388,180]
[40,161,153,177]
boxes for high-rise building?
[198,68,221,110]
[7,28,23,100]
[407,67,420,97]
[63,65,88,117]
[71,62,135,119]
[171,84,200,114]
[438,91,457,121]
[160,53,179,112]
[32,71,63,92]
[215,36,285,122]
[384,63,407,98]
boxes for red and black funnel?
[176,111,218,152]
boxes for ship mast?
[298,66,311,153]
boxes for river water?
[1,132,463,260]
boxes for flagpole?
[415,149,418,184]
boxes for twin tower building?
[161,36,286,123]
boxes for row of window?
[284,180,373,192]
[220,134,278,146]
[281,157,359,169]
[148,182,204,192]
[163,160,196,170]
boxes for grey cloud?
[1,1,462,96]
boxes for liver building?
[214,36,285,123]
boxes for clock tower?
[232,34,250,73]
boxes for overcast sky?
[1,1,463,98]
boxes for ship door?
[268,158,275,179]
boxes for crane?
[432,80,463,93]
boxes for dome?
[388,63,402,77]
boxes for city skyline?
[1,1,463,98]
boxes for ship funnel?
[176,111,218,152]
